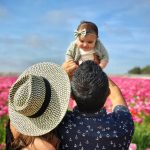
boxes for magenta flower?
[0,75,150,123]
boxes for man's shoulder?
[113,105,130,113]
[112,105,134,128]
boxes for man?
[59,60,134,150]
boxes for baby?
[65,21,109,69]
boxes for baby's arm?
[96,39,109,69]
[65,41,76,62]
[108,78,127,110]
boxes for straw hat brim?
[9,62,70,136]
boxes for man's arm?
[108,78,127,110]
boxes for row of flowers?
[0,75,150,149]
[1,76,150,122]
[0,76,17,118]
[108,76,150,123]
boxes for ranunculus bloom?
[129,143,137,150]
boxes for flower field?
[110,76,150,123]
[0,75,150,149]
[0,76,17,149]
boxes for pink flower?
[0,110,5,117]
[3,106,8,114]
[129,143,137,150]
[0,143,5,149]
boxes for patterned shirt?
[58,105,134,150]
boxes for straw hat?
[9,62,70,136]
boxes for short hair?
[71,60,109,113]
[77,21,99,37]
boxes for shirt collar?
[73,106,107,118]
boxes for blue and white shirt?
[58,105,134,150]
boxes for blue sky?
[0,0,150,74]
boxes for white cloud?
[0,34,55,49]
[43,10,76,25]
[23,35,53,48]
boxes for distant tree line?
[128,65,150,74]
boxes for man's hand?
[99,60,108,69]
[62,60,78,80]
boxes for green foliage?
[132,116,150,150]
[0,116,8,149]
[128,67,141,74]
[128,65,150,74]
[141,66,150,74]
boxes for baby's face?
[76,34,97,51]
